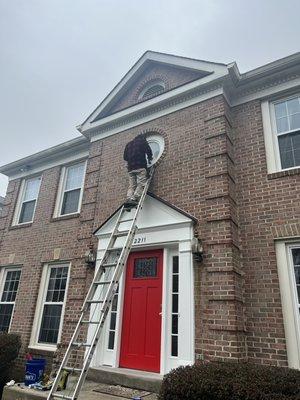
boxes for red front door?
[119,249,163,373]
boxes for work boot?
[124,199,138,209]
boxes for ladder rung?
[94,280,113,286]
[52,394,73,399]
[107,247,123,252]
[72,342,92,347]
[119,218,133,223]
[63,367,82,373]
[102,262,117,268]
[86,299,104,304]
[81,320,99,324]
[114,231,128,237]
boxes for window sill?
[267,167,300,180]
[28,344,57,354]
[9,222,33,230]
[51,213,80,222]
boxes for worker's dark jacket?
[123,136,153,171]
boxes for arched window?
[146,134,165,166]
[139,80,165,100]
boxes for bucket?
[24,358,46,386]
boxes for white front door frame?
[88,196,196,374]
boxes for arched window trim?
[138,80,166,100]
[146,134,165,166]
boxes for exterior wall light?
[192,237,203,262]
[85,246,96,268]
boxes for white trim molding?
[53,160,87,218]
[30,262,70,352]
[12,175,42,226]
[0,266,22,332]
[89,195,195,375]
[275,241,300,369]
[262,93,300,174]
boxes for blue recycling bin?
[24,358,46,386]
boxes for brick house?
[0,51,300,377]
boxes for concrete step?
[88,366,163,393]
[3,380,158,400]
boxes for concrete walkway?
[3,380,158,400]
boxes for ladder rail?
[71,173,152,399]
[81,206,125,312]
[48,167,154,400]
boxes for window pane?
[274,102,287,119]
[18,200,35,223]
[38,304,62,344]
[293,249,300,266]
[276,117,289,133]
[148,141,160,161]
[65,164,84,191]
[290,114,300,131]
[171,335,178,357]
[1,270,21,302]
[108,331,115,350]
[110,313,116,331]
[61,189,80,215]
[23,178,41,201]
[172,294,178,313]
[287,98,300,115]
[172,315,178,335]
[0,304,14,332]
[133,257,157,278]
[173,275,179,293]
[278,133,300,169]
[172,256,179,274]
[46,267,68,302]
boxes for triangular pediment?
[94,194,196,237]
[80,51,228,133]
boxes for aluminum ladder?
[47,168,154,400]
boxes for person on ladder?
[123,133,153,207]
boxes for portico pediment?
[94,193,196,238]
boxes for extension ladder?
[47,168,154,400]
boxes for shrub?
[0,332,21,397]
[158,362,300,400]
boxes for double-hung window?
[55,162,86,217]
[276,243,300,368]
[272,95,300,169]
[36,264,69,346]
[0,268,21,332]
[262,94,300,173]
[14,176,41,225]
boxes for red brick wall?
[233,100,300,366]
[1,92,299,375]
[0,160,100,375]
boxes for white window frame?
[261,94,300,174]
[30,262,70,352]
[53,160,87,218]
[146,134,165,166]
[0,267,21,332]
[12,176,42,226]
[275,241,300,369]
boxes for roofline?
[78,50,228,131]
[229,51,300,84]
[93,192,198,235]
[0,136,89,176]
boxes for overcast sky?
[0,0,299,196]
